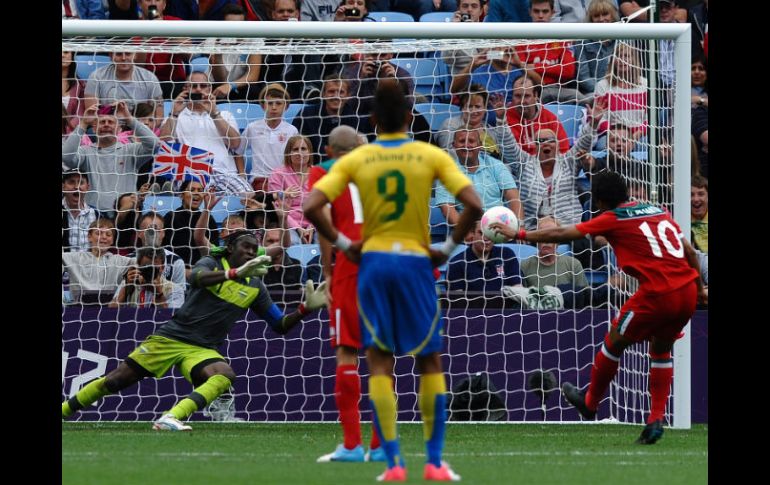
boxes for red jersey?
[576,202,698,293]
[506,104,570,155]
[308,160,364,278]
[514,41,576,86]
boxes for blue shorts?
[357,252,443,356]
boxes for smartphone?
[487,50,504,60]
[344,7,361,17]
[460,13,471,21]
[97,105,116,115]
[189,92,203,101]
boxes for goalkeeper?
[61,230,327,431]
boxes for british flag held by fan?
[153,141,213,188]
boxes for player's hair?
[373,80,409,133]
[224,229,257,249]
[592,171,629,209]
[691,174,708,192]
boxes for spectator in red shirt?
[505,76,570,155]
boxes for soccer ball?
[480,206,519,243]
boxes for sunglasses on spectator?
[535,138,557,144]
[97,105,116,115]
[189,83,211,89]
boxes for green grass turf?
[63,422,707,485]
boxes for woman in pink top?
[62,51,86,134]
[268,135,316,244]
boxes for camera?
[145,227,162,248]
[460,13,471,21]
[97,105,116,116]
[147,5,160,20]
[344,7,361,17]
[487,50,504,60]
[189,92,204,101]
[139,264,158,284]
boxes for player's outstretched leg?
[62,362,143,419]
[370,374,406,481]
[154,373,232,431]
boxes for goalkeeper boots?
[561,382,596,420]
[376,466,407,482]
[152,414,192,431]
[424,461,461,481]
[316,444,365,463]
[366,446,387,462]
[635,419,664,445]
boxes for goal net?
[61,20,692,427]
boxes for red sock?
[648,352,673,423]
[585,337,621,410]
[335,364,362,449]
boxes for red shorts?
[329,257,361,349]
[612,279,698,342]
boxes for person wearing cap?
[238,83,299,193]
[62,229,328,431]
[62,169,100,252]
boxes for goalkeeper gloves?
[225,255,272,280]
[298,280,328,315]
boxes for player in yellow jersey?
[304,81,482,482]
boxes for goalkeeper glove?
[225,255,272,280]
[298,280,328,315]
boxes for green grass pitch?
[63,422,707,484]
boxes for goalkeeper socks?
[585,338,622,411]
[648,351,674,423]
[419,373,447,468]
[169,374,232,420]
[335,364,362,449]
[369,375,403,469]
[62,377,111,418]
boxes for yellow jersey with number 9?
[313,133,472,256]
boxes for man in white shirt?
[159,71,252,196]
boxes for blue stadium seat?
[498,243,538,261]
[543,103,586,146]
[283,103,305,124]
[389,58,447,101]
[189,56,210,73]
[286,244,321,267]
[218,102,265,131]
[75,54,111,80]
[556,244,571,255]
[142,195,182,217]
[369,11,414,22]
[413,103,461,132]
[208,196,245,224]
[419,12,454,22]
[429,204,449,242]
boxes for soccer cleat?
[376,466,407,482]
[152,413,192,431]
[635,419,664,445]
[424,462,461,482]
[316,444,365,463]
[561,382,596,420]
[365,446,387,462]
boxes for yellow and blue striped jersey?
[313,133,471,256]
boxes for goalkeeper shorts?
[330,269,362,349]
[357,252,443,356]
[126,335,226,382]
[612,280,698,342]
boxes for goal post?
[62,19,692,428]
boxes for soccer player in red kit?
[491,171,707,444]
[309,126,385,463]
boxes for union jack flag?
[153,141,213,187]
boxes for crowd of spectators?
[62,0,708,308]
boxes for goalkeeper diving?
[61,230,327,430]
